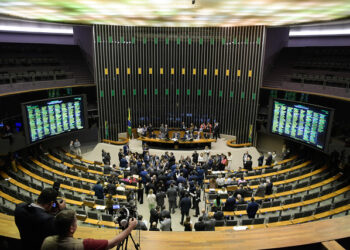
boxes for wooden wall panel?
[93,26,266,143]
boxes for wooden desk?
[137,137,216,149]
[1,212,350,249]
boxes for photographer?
[14,188,66,250]
[41,209,138,249]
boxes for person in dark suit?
[180,193,191,225]
[92,181,104,199]
[120,155,128,169]
[213,122,220,140]
[123,143,129,155]
[150,206,160,225]
[243,151,252,166]
[223,193,236,211]
[244,156,253,171]
[147,123,153,137]
[265,152,273,166]
[136,215,148,231]
[258,153,264,166]
[14,188,66,250]
[194,216,206,231]
[247,197,259,219]
[265,178,273,195]
[167,184,177,214]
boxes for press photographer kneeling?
[41,209,137,250]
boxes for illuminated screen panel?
[0,0,349,27]
[270,99,333,151]
[22,95,87,144]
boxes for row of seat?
[0,57,61,67]
[205,165,327,194]
[0,70,73,84]
[204,160,314,187]
[293,61,350,72]
[207,180,350,217]
[215,199,350,230]
[289,73,350,88]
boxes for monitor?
[21,95,88,144]
[269,99,334,151]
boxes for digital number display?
[270,99,332,150]
[22,96,86,143]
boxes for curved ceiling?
[0,0,349,27]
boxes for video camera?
[114,205,137,229]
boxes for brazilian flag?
[128,108,132,138]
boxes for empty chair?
[76,210,87,220]
[315,204,332,214]
[95,199,105,205]
[277,176,285,182]
[303,192,319,201]
[283,198,293,205]
[82,184,91,190]
[236,204,247,211]
[215,220,225,227]
[272,200,281,207]
[276,187,284,193]
[267,216,279,223]
[242,219,253,226]
[261,202,271,208]
[219,193,229,199]
[280,215,291,221]
[284,185,293,192]
[302,211,314,217]
[293,212,304,219]
[225,220,238,226]
[293,196,302,203]
[334,199,350,209]
[87,212,99,220]
[253,218,265,225]
[101,214,114,222]
[73,182,82,189]
[320,187,334,196]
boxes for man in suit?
[258,153,264,166]
[255,182,266,197]
[15,188,66,250]
[180,193,191,225]
[265,178,273,195]
[224,193,236,211]
[244,156,253,171]
[92,181,104,199]
[160,214,172,231]
[213,122,220,140]
[265,152,273,166]
[147,123,153,137]
[167,184,177,214]
[119,155,128,169]
[247,197,259,219]
[135,215,148,231]
[194,216,206,231]
[123,143,129,155]
[243,151,252,166]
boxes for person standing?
[247,197,259,219]
[243,151,252,167]
[123,143,129,155]
[180,193,191,225]
[245,156,253,171]
[258,153,264,166]
[137,181,144,204]
[156,188,166,210]
[227,152,233,171]
[105,195,115,215]
[73,139,81,156]
[69,140,74,154]
[167,184,177,214]
[213,122,220,140]
[265,152,273,166]
[147,189,157,211]
[15,188,66,250]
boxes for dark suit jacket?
[266,155,273,166]
[204,219,216,231]
[224,197,236,211]
[244,160,253,171]
[180,197,191,213]
[258,156,264,166]
[247,201,259,219]
[194,221,206,231]
[265,182,273,195]
[93,184,104,199]
[15,203,56,250]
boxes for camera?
[115,206,137,229]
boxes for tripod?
[117,231,140,250]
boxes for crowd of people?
[136,121,221,140]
